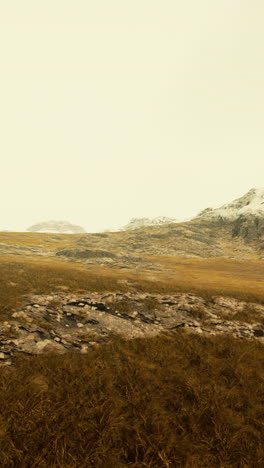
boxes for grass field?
[1,254,264,322]
[150,256,264,302]
[0,249,264,466]
[1,330,264,467]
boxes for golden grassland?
[1,253,264,320]
[0,247,264,466]
[0,227,260,259]
[0,231,124,252]
[1,254,264,322]
[149,256,264,302]
[0,231,82,249]
[0,331,264,467]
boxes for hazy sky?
[1,1,264,232]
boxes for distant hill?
[119,216,178,231]
[26,220,86,234]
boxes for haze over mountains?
[0,187,262,263]
[2,188,264,235]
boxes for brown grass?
[0,250,264,466]
[0,256,134,322]
[32,319,54,332]
[231,306,264,326]
[0,330,264,467]
[47,299,63,310]
[188,304,208,321]
[1,255,264,325]
[139,296,161,311]
[105,298,135,314]
[148,256,264,303]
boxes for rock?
[257,337,264,344]
[12,311,33,322]
[0,291,263,369]
[56,249,116,259]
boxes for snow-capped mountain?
[26,220,86,234]
[195,188,264,221]
[119,216,178,231]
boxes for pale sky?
[1,1,264,232]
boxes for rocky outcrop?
[1,292,263,368]
[192,188,264,252]
[231,215,264,245]
[56,249,117,259]
[27,220,86,234]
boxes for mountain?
[119,216,178,231]
[26,220,86,234]
[119,188,264,233]
[194,188,264,247]
[13,188,264,256]
[195,188,264,221]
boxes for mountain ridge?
[118,216,179,231]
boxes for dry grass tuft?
[106,298,134,314]
[189,304,208,321]
[232,307,264,326]
[139,296,161,311]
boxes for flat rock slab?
[0,292,263,368]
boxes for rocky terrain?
[193,188,264,250]
[1,188,264,370]
[26,220,86,234]
[1,291,263,369]
[0,217,261,269]
[0,189,263,265]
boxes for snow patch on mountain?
[195,188,264,221]
[119,216,179,231]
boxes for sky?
[1,1,264,232]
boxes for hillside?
[0,217,262,271]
